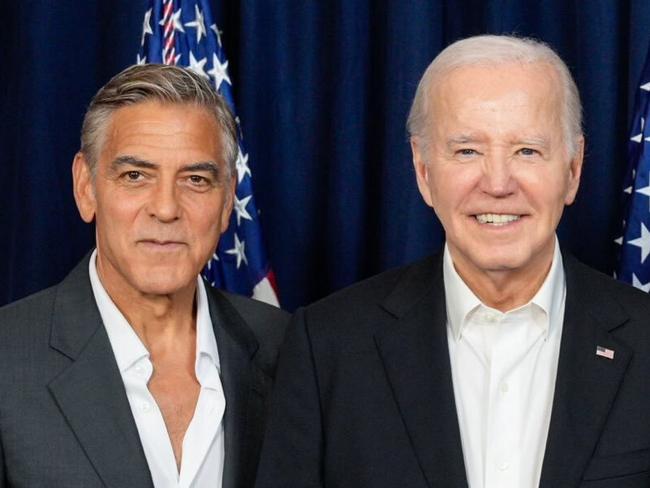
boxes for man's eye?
[518,147,538,156]
[457,148,478,156]
[188,175,210,185]
[124,171,143,181]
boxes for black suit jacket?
[255,252,650,487]
[0,255,289,488]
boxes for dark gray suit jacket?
[0,255,289,488]
[256,252,650,487]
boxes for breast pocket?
[580,448,650,487]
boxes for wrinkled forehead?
[423,62,565,147]
[105,102,220,148]
[108,100,215,131]
[429,61,563,117]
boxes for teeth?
[475,213,521,225]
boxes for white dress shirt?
[444,239,565,488]
[88,250,225,488]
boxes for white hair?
[407,34,583,158]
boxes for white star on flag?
[208,53,231,90]
[160,8,185,32]
[141,8,153,45]
[206,252,220,271]
[631,117,644,143]
[226,233,248,269]
[642,81,650,91]
[185,5,207,43]
[628,222,650,263]
[210,24,223,47]
[233,194,253,226]
[631,117,650,143]
[636,174,650,210]
[633,273,650,292]
[188,52,208,78]
[236,149,251,183]
[136,54,147,65]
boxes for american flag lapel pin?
[596,345,615,360]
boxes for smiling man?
[255,36,650,488]
[0,65,288,488]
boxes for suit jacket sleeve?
[255,308,324,488]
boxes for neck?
[449,245,555,312]
[96,267,197,351]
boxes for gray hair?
[407,34,583,158]
[80,63,238,179]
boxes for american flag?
[615,42,650,293]
[596,346,615,360]
[138,0,279,306]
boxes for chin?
[131,272,196,297]
[465,249,531,274]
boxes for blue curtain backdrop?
[2,1,650,311]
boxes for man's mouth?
[474,213,521,226]
[138,239,186,249]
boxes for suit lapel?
[47,256,153,488]
[207,288,261,488]
[374,256,468,488]
[540,254,632,488]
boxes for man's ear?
[564,136,585,206]
[411,137,434,208]
[219,175,237,233]
[72,152,97,223]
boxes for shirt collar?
[88,250,221,381]
[443,245,481,342]
[195,277,221,375]
[88,249,149,373]
[530,237,565,337]
[443,236,565,341]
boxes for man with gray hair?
[255,35,650,487]
[0,64,288,488]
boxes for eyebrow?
[110,156,222,178]
[445,136,551,148]
[515,137,549,147]
[110,155,157,170]
[181,161,221,178]
[446,135,484,148]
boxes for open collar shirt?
[89,250,225,488]
[444,238,566,488]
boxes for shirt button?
[134,365,144,375]
[140,401,152,413]
[499,461,510,471]
[500,382,509,393]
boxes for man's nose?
[478,152,517,197]
[147,180,181,222]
